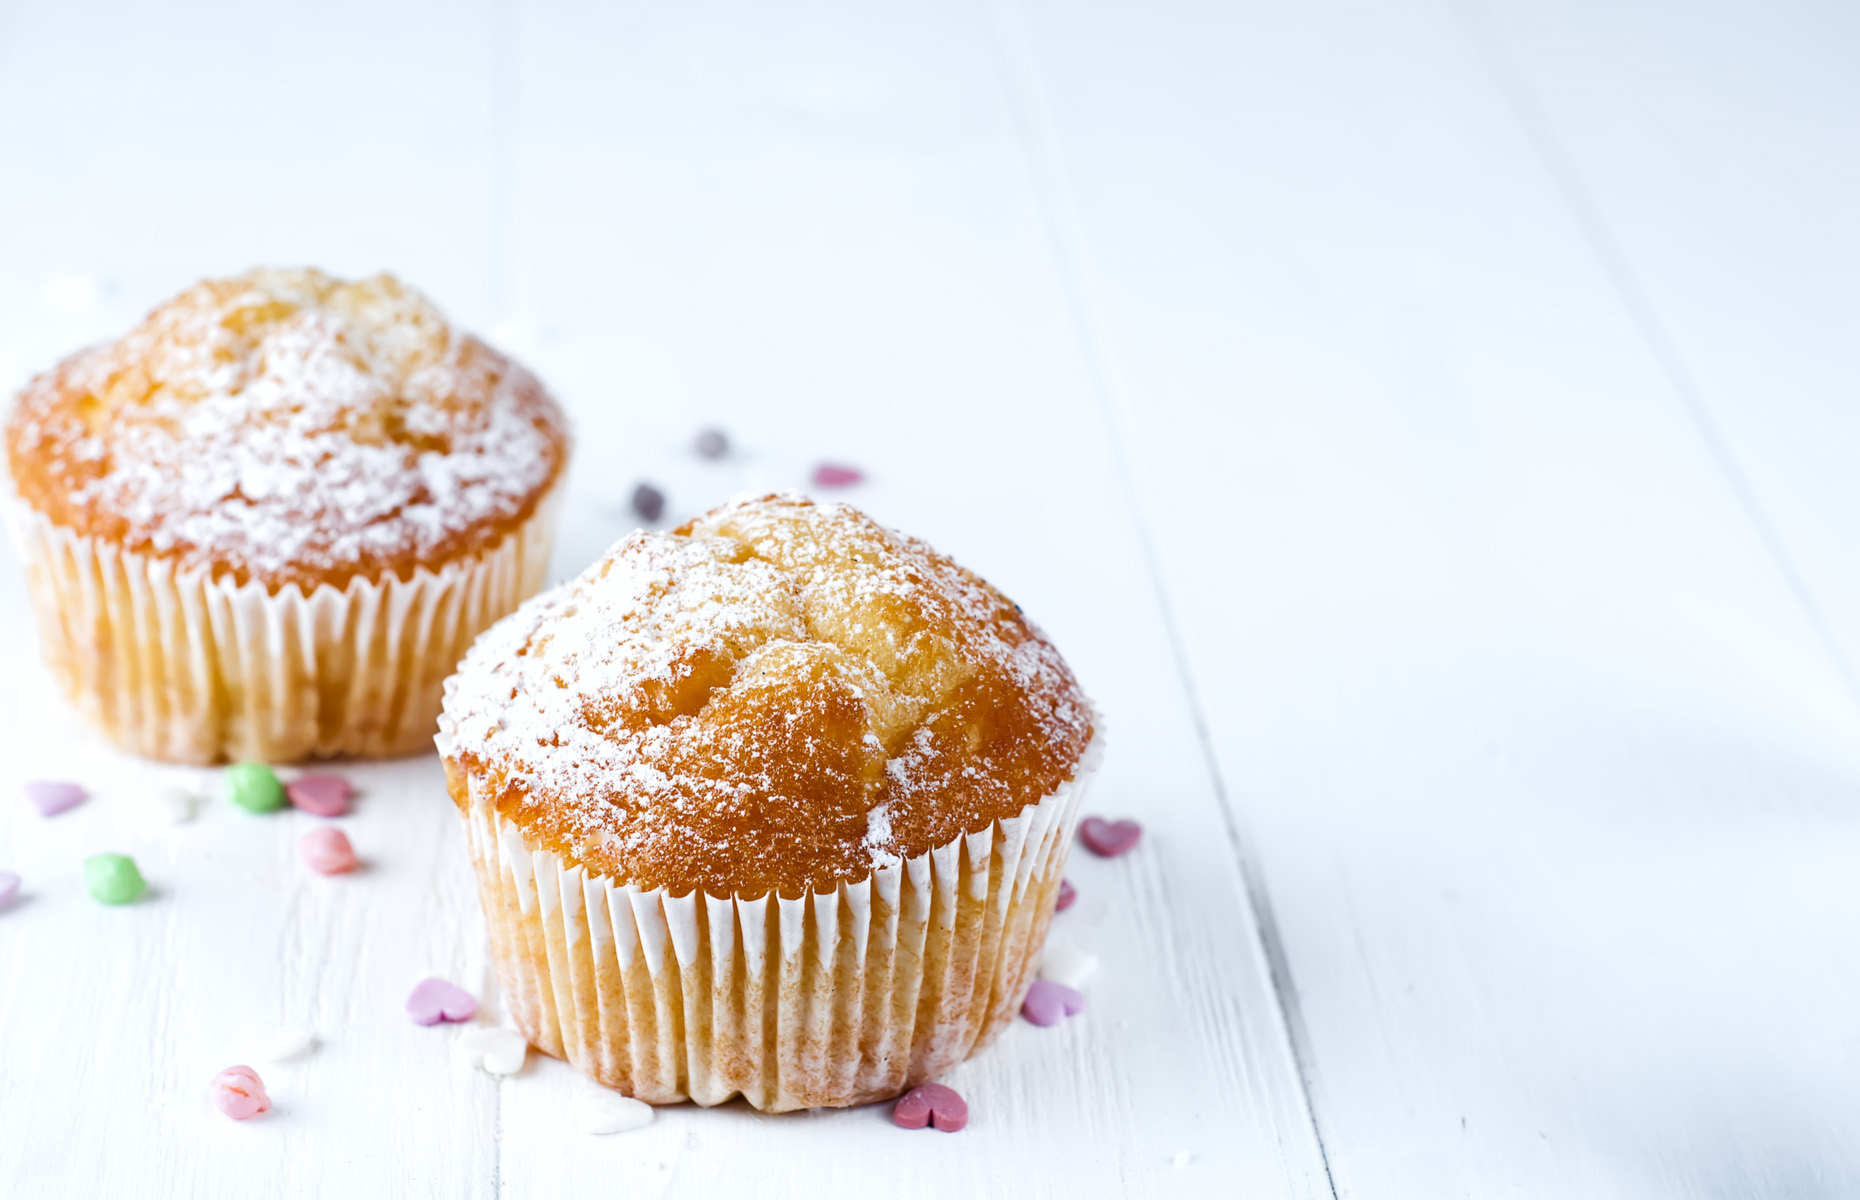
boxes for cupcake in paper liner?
[437,492,1100,1112]
[1,268,570,763]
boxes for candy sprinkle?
[300,828,358,875]
[1021,979,1087,1027]
[892,1083,968,1132]
[1079,816,1142,857]
[407,977,478,1026]
[455,1026,528,1076]
[84,854,146,905]
[24,780,85,818]
[225,763,285,814]
[694,428,730,459]
[1038,941,1100,991]
[632,483,666,523]
[1055,879,1077,912]
[210,1065,271,1120]
[576,1090,655,1135]
[0,870,20,909]
[286,774,353,818]
[811,462,864,488]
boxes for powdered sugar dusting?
[438,492,1094,897]
[6,268,568,588]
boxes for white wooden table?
[2,0,1857,1195]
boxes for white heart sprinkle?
[575,1090,654,1135]
[151,788,198,826]
[237,1022,316,1063]
[456,1026,528,1075]
[1038,941,1099,991]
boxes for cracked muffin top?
[437,492,1095,898]
[5,267,569,591]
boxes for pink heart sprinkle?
[892,1082,968,1132]
[0,870,20,909]
[407,977,477,1026]
[286,774,353,817]
[1021,979,1087,1027]
[24,780,85,818]
[811,462,864,488]
[210,1065,271,1120]
[300,828,358,875]
[1079,816,1142,857]
[1055,878,1077,912]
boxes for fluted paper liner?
[456,731,1102,1112]
[1,489,560,763]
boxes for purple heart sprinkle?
[1022,979,1087,1027]
[24,781,85,818]
[0,870,20,909]
[892,1082,968,1132]
[286,774,354,818]
[1079,816,1142,857]
[1055,879,1077,912]
[811,462,864,488]
[406,977,478,1026]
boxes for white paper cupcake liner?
[455,730,1102,1112]
[1,489,561,763]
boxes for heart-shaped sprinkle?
[1038,941,1099,990]
[237,1023,316,1064]
[812,462,864,488]
[1021,979,1087,1027]
[286,774,353,817]
[24,781,85,818]
[694,428,730,460]
[891,1082,968,1132]
[210,1065,271,1120]
[84,853,146,905]
[0,870,20,909]
[1079,816,1142,857]
[576,1089,655,1134]
[150,787,199,826]
[407,977,478,1026]
[632,483,666,523]
[1055,878,1077,912]
[455,1026,529,1076]
[300,828,358,875]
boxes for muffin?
[437,492,1099,1111]
[2,268,570,763]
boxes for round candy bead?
[225,763,286,814]
[632,483,666,523]
[84,853,146,905]
[300,828,358,875]
[210,1065,271,1120]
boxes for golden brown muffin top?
[4,268,569,591]
[437,493,1096,899]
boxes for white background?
[1,1,1857,1196]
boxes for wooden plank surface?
[0,1,1326,1196]
[1006,0,1860,1195]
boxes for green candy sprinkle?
[85,853,146,905]
[225,763,286,814]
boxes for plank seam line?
[981,1,1340,1195]
[1452,0,1860,715]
